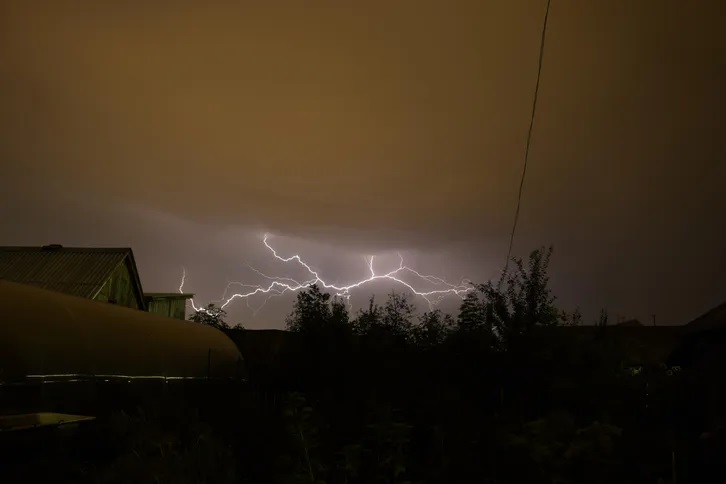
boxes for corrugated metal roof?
[0,246,131,299]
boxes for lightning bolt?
[181,234,473,315]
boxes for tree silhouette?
[286,284,349,334]
[471,246,564,348]
[566,307,583,326]
[352,296,383,335]
[381,291,415,342]
[330,297,350,328]
[457,290,487,333]
[596,309,609,328]
[189,303,229,330]
[286,284,331,333]
[412,310,453,349]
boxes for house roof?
[686,301,726,332]
[539,324,684,364]
[0,245,145,309]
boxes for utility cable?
[500,0,552,284]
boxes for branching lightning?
[180,234,473,316]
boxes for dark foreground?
[1,325,726,484]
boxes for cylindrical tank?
[0,280,243,382]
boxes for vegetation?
[2,247,720,483]
[190,303,244,331]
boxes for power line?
[500,0,552,282]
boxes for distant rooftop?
[686,301,726,332]
[614,319,643,327]
[0,245,142,302]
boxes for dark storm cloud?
[1,0,725,326]
[0,0,546,243]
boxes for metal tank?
[0,280,243,383]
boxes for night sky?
[2,1,724,328]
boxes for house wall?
[93,261,139,309]
[147,298,188,320]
